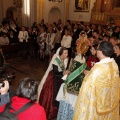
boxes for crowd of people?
[0,18,120,60]
[0,18,120,120]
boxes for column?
[64,0,70,24]
[37,0,44,23]
[30,0,37,26]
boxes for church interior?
[0,0,120,120]
[0,0,119,86]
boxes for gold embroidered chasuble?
[73,58,120,120]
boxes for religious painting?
[74,0,90,12]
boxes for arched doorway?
[6,6,17,22]
[48,7,61,23]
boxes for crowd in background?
[0,18,120,61]
[0,19,120,61]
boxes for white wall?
[0,0,96,26]
[43,0,65,24]
[68,0,96,22]
[43,0,96,24]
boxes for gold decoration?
[76,31,89,55]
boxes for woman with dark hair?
[38,47,69,120]
[114,43,120,74]
[16,78,38,101]
[0,78,46,120]
[87,44,99,69]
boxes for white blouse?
[61,35,72,48]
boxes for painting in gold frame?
[74,0,90,12]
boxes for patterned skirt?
[57,100,74,120]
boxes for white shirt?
[18,31,29,42]
[61,35,72,48]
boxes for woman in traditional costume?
[73,41,120,120]
[38,47,69,120]
[56,33,89,120]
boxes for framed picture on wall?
[74,0,90,12]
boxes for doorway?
[48,7,61,23]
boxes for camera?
[0,72,15,88]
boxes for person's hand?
[84,70,89,76]
[63,70,70,75]
[0,80,9,95]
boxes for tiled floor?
[5,56,49,92]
